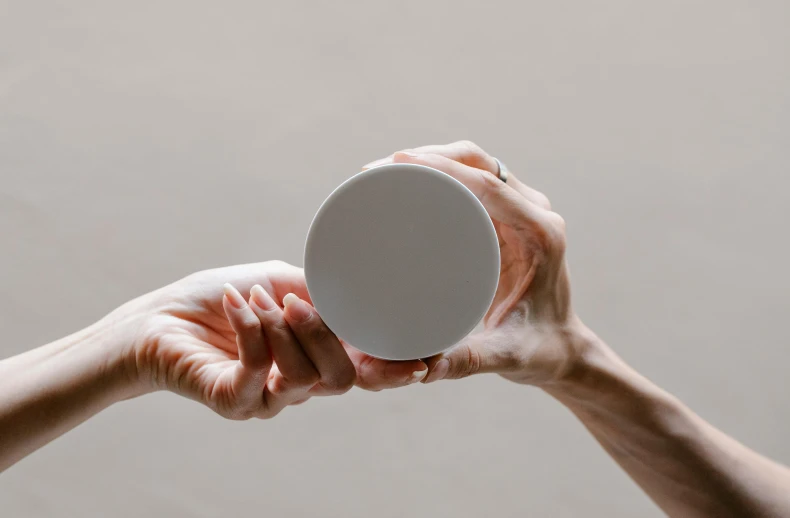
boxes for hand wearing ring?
[494,157,509,183]
[363,140,575,386]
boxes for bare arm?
[546,328,790,517]
[366,141,790,517]
[0,261,428,472]
[0,321,136,472]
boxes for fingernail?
[223,283,246,309]
[424,358,450,383]
[250,284,276,311]
[362,156,392,169]
[407,368,429,384]
[395,151,419,158]
[283,293,312,322]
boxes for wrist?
[92,297,162,400]
[74,317,148,402]
[539,323,627,401]
[541,324,681,421]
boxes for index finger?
[392,151,549,231]
[364,142,551,210]
[364,141,499,173]
[282,293,357,395]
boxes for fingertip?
[393,151,419,163]
[408,365,429,384]
[378,359,427,381]
[282,293,312,322]
[221,294,241,322]
[221,294,232,319]
[223,283,246,309]
[250,284,277,311]
[423,357,450,384]
[362,155,394,170]
[282,292,300,306]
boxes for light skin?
[2,141,789,516]
[0,261,427,472]
[365,141,790,518]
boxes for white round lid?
[304,163,500,360]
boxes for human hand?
[109,261,428,419]
[364,142,586,387]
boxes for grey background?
[1,1,788,516]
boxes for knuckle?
[256,405,280,420]
[267,375,289,395]
[306,323,333,344]
[445,345,480,379]
[321,366,356,394]
[535,192,552,211]
[355,353,377,372]
[238,313,262,333]
[303,369,322,387]
[551,213,566,232]
[457,139,482,154]
[293,367,321,388]
[545,213,567,256]
[479,168,501,196]
[457,140,490,166]
[271,367,319,393]
[462,345,482,377]
[226,406,256,421]
[265,259,289,270]
[268,317,293,335]
[263,259,301,279]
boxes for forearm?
[0,317,141,472]
[544,328,790,518]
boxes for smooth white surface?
[304,164,500,360]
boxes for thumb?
[422,332,505,383]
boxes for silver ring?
[494,157,508,183]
